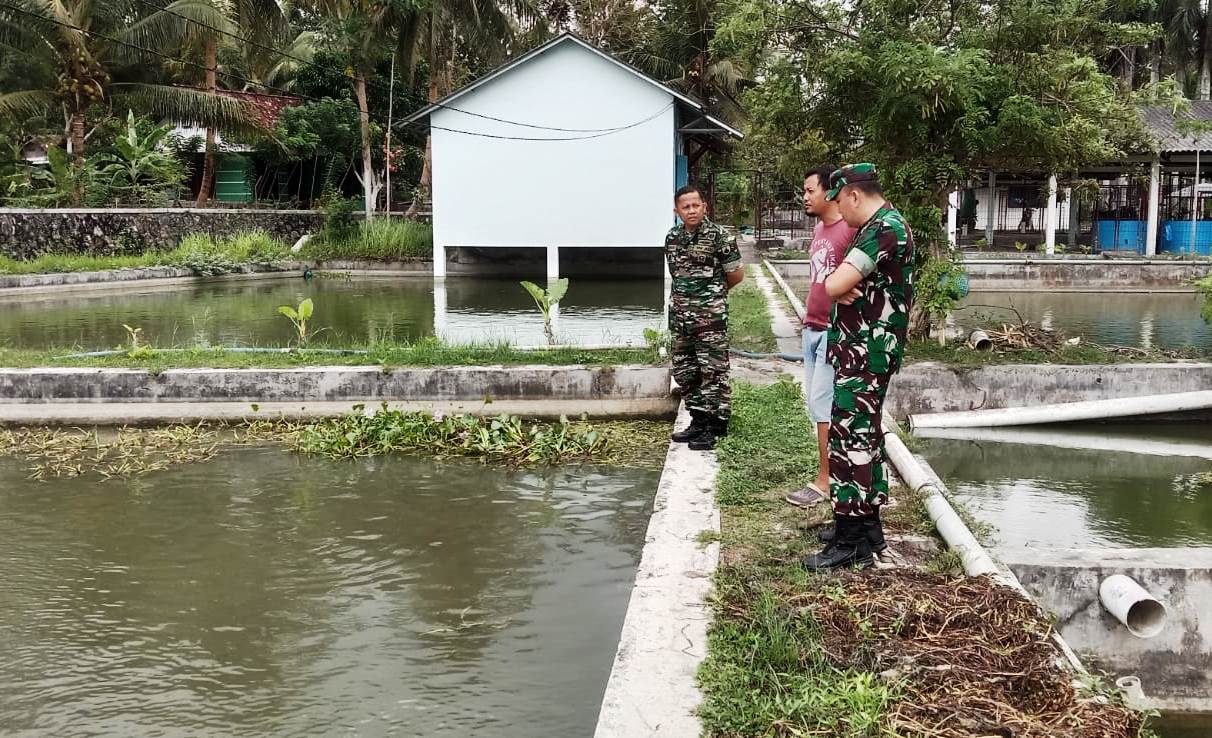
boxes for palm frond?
[0,90,54,121]
[108,82,265,134]
[119,0,234,59]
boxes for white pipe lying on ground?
[1099,575,1168,639]
[910,390,1212,430]
[914,426,1212,461]
[882,429,1000,578]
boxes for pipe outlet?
[968,330,993,350]
[1099,575,1167,639]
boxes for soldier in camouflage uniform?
[665,183,745,451]
[802,163,915,570]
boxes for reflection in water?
[0,276,666,350]
[784,279,1209,350]
[0,448,657,736]
[919,422,1212,548]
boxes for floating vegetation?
[0,424,234,481]
[0,411,669,481]
[292,408,667,468]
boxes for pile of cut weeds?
[816,569,1144,738]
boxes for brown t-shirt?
[804,218,857,329]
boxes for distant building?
[405,33,742,278]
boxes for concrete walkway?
[594,404,719,738]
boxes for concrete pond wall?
[1004,548,1212,712]
[769,257,1210,291]
[0,208,326,258]
[887,362,1212,418]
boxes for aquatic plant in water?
[278,298,316,346]
[295,407,606,465]
[520,279,568,346]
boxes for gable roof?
[404,33,742,139]
[1140,101,1212,153]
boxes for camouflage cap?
[824,163,880,201]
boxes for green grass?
[700,379,907,735]
[301,218,432,261]
[727,268,779,353]
[0,251,166,275]
[0,340,659,370]
[0,231,291,277]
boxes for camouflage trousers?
[670,313,731,421]
[829,368,893,517]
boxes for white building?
[404,33,742,279]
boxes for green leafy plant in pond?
[1013,241,1029,252]
[973,237,988,250]
[121,323,155,359]
[278,298,316,346]
[643,327,671,356]
[520,278,569,346]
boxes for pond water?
[0,276,666,350]
[784,277,1209,350]
[950,292,1211,351]
[918,421,1212,549]
[0,447,658,736]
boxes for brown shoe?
[785,483,827,507]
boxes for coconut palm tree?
[395,0,541,218]
[0,0,257,183]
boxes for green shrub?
[303,217,433,261]
[163,231,289,276]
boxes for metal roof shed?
[404,33,742,279]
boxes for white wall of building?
[430,42,675,251]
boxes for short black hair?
[675,183,706,203]
[846,180,884,197]
[805,165,836,190]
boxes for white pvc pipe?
[913,425,1212,460]
[882,430,1000,578]
[910,390,1212,430]
[968,329,992,350]
[1099,575,1168,639]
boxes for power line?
[427,103,673,140]
[0,0,675,142]
[128,0,633,133]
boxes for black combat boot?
[688,417,729,451]
[802,514,875,570]
[671,411,709,443]
[817,507,887,554]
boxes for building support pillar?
[984,170,996,246]
[434,242,447,279]
[1045,174,1058,255]
[946,190,959,248]
[1145,157,1160,257]
[1067,187,1078,248]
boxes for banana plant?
[520,278,568,346]
[278,298,315,346]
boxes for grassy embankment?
[0,219,433,277]
[698,269,1154,737]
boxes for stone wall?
[0,208,327,258]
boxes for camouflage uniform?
[824,165,915,517]
[664,218,743,422]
